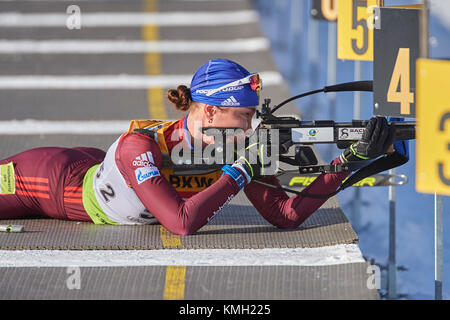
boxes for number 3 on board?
[416,58,450,195]
[387,48,414,115]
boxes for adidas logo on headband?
[221,96,240,106]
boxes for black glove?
[341,116,395,163]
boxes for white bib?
[92,135,158,225]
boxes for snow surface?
[0,244,364,268]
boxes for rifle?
[153,80,416,198]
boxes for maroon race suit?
[0,117,350,235]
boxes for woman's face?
[191,104,257,146]
[208,106,256,132]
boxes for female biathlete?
[0,59,394,235]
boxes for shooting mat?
[0,192,357,250]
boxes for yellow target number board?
[416,59,450,195]
[337,0,379,61]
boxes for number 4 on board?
[387,48,414,115]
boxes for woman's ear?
[204,104,216,123]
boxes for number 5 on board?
[338,0,378,61]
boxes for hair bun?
[167,85,192,112]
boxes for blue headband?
[190,59,259,107]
